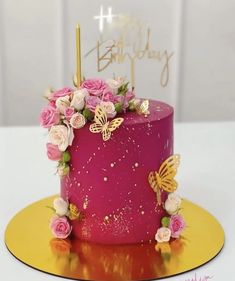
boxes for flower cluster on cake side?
[155,193,185,244]
[49,197,82,239]
[40,76,186,247]
[48,192,185,247]
[148,154,186,246]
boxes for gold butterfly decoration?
[148,154,180,205]
[89,105,124,141]
[68,203,82,221]
[136,99,150,116]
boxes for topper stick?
[76,24,82,88]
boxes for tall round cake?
[61,100,173,244]
[40,77,184,246]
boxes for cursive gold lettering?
[85,28,174,88]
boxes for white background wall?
[0,0,234,126]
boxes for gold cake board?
[5,195,224,281]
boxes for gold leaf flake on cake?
[89,105,124,141]
[83,197,89,210]
[148,154,180,205]
[103,216,110,225]
[68,203,82,221]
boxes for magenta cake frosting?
[61,100,173,244]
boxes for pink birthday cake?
[40,77,185,245]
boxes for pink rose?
[81,78,106,96]
[113,94,124,104]
[48,100,56,108]
[101,88,115,102]
[50,87,73,101]
[123,90,135,109]
[85,96,101,112]
[50,216,72,239]
[101,88,125,105]
[64,107,75,120]
[169,215,185,238]
[46,143,62,161]
[39,105,60,128]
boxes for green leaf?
[82,108,93,121]
[115,103,123,113]
[46,206,56,212]
[117,82,129,95]
[62,151,71,163]
[161,216,170,227]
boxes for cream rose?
[55,95,70,114]
[44,87,54,99]
[57,163,70,177]
[70,89,87,111]
[99,101,116,118]
[165,193,182,215]
[53,197,69,216]
[70,113,86,129]
[106,77,125,92]
[48,125,74,152]
[155,227,171,243]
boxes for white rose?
[63,120,75,146]
[55,95,70,114]
[165,193,182,215]
[100,101,117,118]
[106,77,125,92]
[48,125,74,152]
[70,89,87,111]
[53,197,68,216]
[70,113,86,129]
[155,227,171,243]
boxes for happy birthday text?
[85,28,174,88]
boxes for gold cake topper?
[148,154,180,205]
[85,27,174,88]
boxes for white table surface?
[0,123,235,281]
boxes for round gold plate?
[5,196,224,280]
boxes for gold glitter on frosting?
[83,196,89,210]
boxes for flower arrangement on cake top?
[40,77,148,177]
